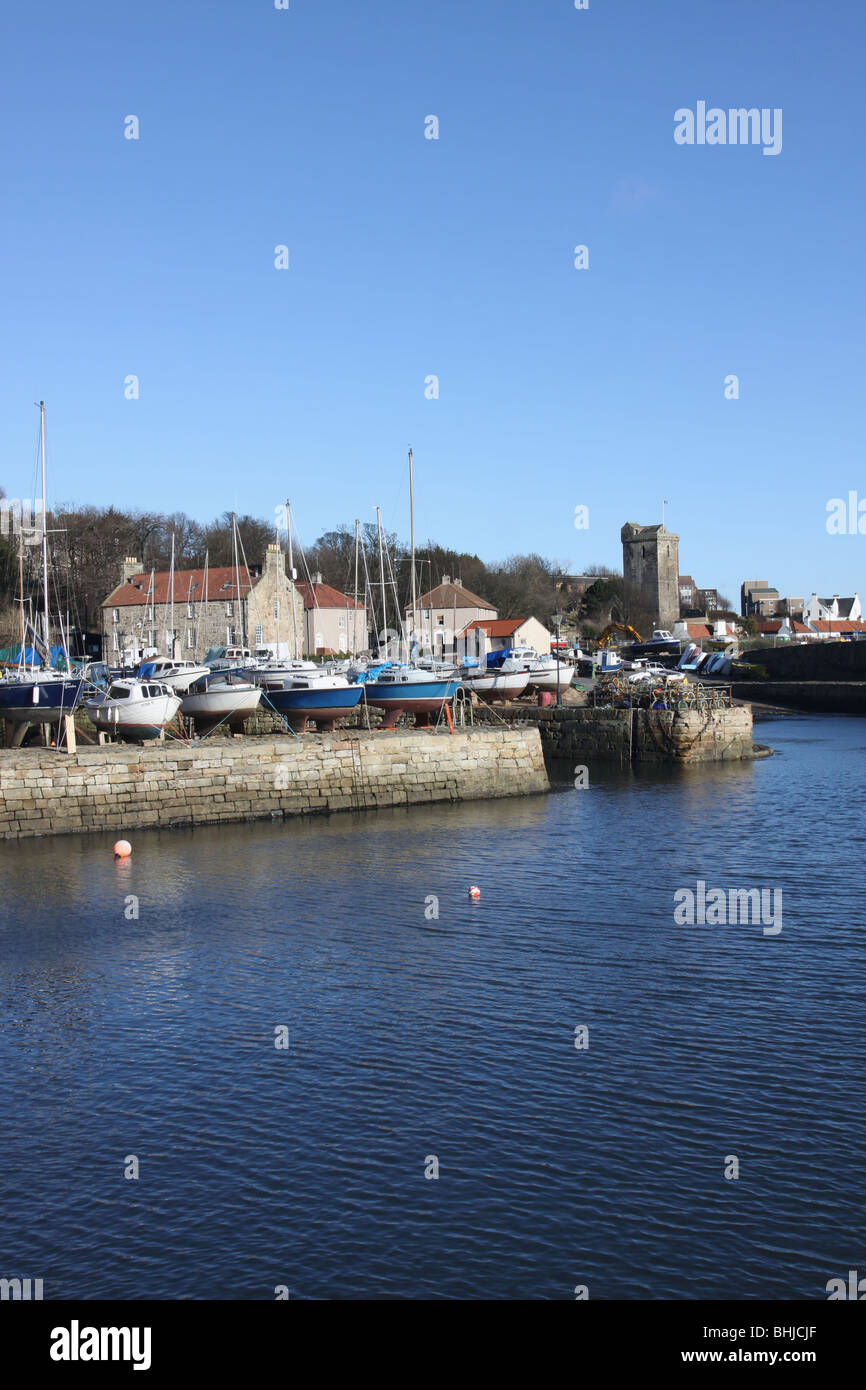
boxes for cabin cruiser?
[85,678,181,741]
[138,658,210,692]
[623,629,680,659]
[245,656,320,683]
[203,645,252,673]
[486,646,574,692]
[179,671,262,729]
[257,672,364,732]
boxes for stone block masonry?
[0,727,549,841]
[472,704,756,764]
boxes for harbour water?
[1,714,864,1300]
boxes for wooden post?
[63,714,77,754]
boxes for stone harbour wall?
[472,704,756,764]
[0,727,549,841]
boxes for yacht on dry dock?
[258,671,364,732]
[85,678,181,741]
[179,671,262,730]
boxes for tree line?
[0,500,624,645]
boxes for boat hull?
[262,684,364,732]
[0,677,85,725]
[85,694,181,741]
[365,678,459,729]
[460,672,529,702]
[180,686,262,728]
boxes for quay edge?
[472,702,759,764]
[0,726,549,842]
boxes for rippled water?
[1,715,864,1299]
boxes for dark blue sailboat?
[0,404,85,726]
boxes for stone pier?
[0,726,549,841]
[472,703,756,764]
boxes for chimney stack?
[121,556,140,584]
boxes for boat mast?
[169,528,175,659]
[352,518,360,661]
[196,552,208,657]
[286,500,299,659]
[376,505,387,658]
[232,511,243,648]
[274,522,281,654]
[38,402,50,657]
[408,447,417,662]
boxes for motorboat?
[257,672,364,732]
[246,656,320,683]
[138,658,210,692]
[180,671,262,729]
[624,629,681,658]
[85,678,181,741]
[458,664,530,701]
[486,645,573,692]
[363,665,459,728]
[203,645,252,673]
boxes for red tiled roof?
[412,581,496,612]
[683,622,712,639]
[295,581,363,610]
[460,618,524,637]
[104,567,252,607]
[811,619,866,633]
[755,618,810,633]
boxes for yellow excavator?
[597,622,642,648]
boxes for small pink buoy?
[113,840,132,859]
[468,885,481,900]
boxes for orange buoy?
[113,840,132,859]
[468,885,481,900]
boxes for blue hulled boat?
[258,674,364,732]
[0,672,85,725]
[363,666,459,729]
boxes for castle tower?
[621,522,680,630]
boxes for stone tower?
[621,522,680,630]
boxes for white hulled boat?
[140,658,210,692]
[85,679,181,741]
[180,672,262,729]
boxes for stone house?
[295,575,367,655]
[102,545,305,662]
[404,577,498,657]
[458,616,553,660]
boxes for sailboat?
[362,451,459,729]
[180,670,262,730]
[0,404,85,727]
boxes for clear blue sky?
[2,0,864,604]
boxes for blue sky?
[1,0,864,604]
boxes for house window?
[148,629,156,647]
[112,632,119,652]
[227,627,236,645]
[338,615,345,628]
[226,601,234,617]
[437,616,445,626]
[255,623,263,645]
[113,608,119,623]
[186,628,195,649]
[273,599,280,620]
[187,601,194,618]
